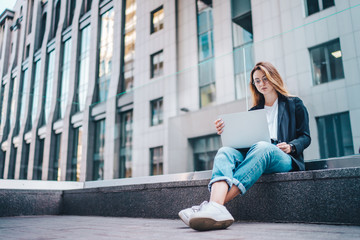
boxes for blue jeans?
[208,141,292,195]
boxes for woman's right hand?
[214,118,225,135]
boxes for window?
[31,60,41,127]
[150,50,163,78]
[69,127,82,181]
[151,6,164,34]
[197,0,216,108]
[9,77,18,130]
[305,0,334,16]
[119,111,133,178]
[19,143,30,179]
[66,0,76,27]
[33,138,44,180]
[43,50,56,125]
[93,120,105,180]
[59,38,72,119]
[190,135,221,171]
[52,1,61,38]
[121,0,136,92]
[150,146,163,175]
[310,39,344,85]
[316,112,354,159]
[82,0,92,14]
[97,8,114,102]
[27,0,34,34]
[0,83,5,126]
[77,25,91,112]
[37,13,47,50]
[231,0,254,99]
[150,98,163,126]
[0,150,5,179]
[19,68,29,130]
[7,148,17,179]
[49,133,61,181]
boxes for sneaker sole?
[178,211,190,226]
[189,217,234,231]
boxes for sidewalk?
[1,216,360,240]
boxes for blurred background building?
[0,0,359,181]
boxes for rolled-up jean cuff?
[208,176,233,192]
[233,179,247,195]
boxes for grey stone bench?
[1,155,360,225]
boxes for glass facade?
[9,77,18,129]
[31,59,41,127]
[150,146,163,176]
[93,120,105,180]
[150,98,163,126]
[33,138,44,180]
[70,127,82,181]
[231,0,253,100]
[310,39,344,85]
[151,6,164,34]
[59,39,72,119]
[119,111,132,178]
[317,112,354,159]
[7,147,17,179]
[97,9,114,102]
[19,69,29,129]
[121,0,136,92]
[191,135,221,171]
[49,133,61,181]
[197,0,216,108]
[44,50,55,124]
[77,25,91,112]
[19,143,30,179]
[0,151,5,179]
[0,83,5,126]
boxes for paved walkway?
[1,216,360,240]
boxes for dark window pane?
[20,143,30,179]
[322,0,335,9]
[306,0,320,16]
[150,146,163,175]
[93,120,105,180]
[191,135,221,171]
[316,112,354,159]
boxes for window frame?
[305,0,335,16]
[150,97,163,126]
[150,146,163,176]
[150,5,164,34]
[150,50,164,78]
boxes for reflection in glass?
[77,25,91,112]
[151,50,163,78]
[59,39,72,119]
[9,77,18,129]
[150,146,163,176]
[33,138,44,180]
[19,69,29,129]
[31,60,41,127]
[310,39,344,85]
[151,6,164,33]
[151,98,163,126]
[122,0,136,92]
[316,112,354,159]
[49,133,61,181]
[93,120,105,180]
[44,50,55,124]
[70,127,82,181]
[98,9,114,102]
[19,143,30,179]
[197,0,215,108]
[119,111,132,178]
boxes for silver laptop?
[219,109,271,149]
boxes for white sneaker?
[178,201,208,226]
[189,201,234,231]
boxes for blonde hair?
[250,62,291,107]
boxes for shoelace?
[191,201,208,212]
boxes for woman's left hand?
[276,142,291,154]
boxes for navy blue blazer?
[250,94,311,171]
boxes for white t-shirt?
[264,98,278,140]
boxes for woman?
[179,62,311,231]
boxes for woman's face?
[253,70,276,96]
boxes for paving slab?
[1,216,360,240]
